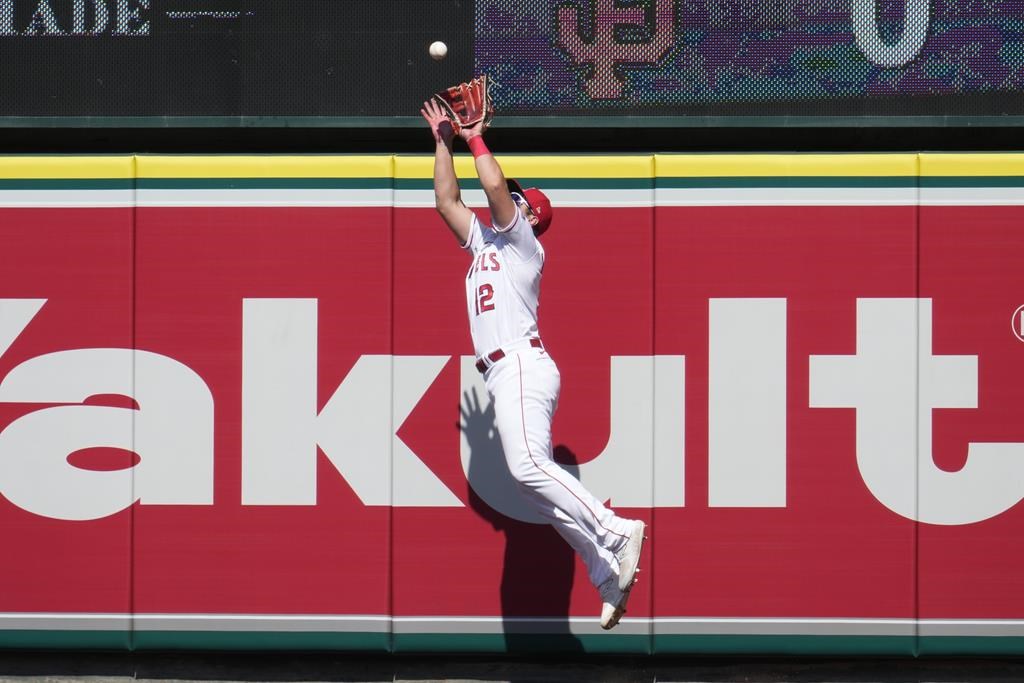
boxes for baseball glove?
[432,75,493,133]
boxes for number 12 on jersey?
[475,284,495,315]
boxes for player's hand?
[421,99,455,146]
[458,118,489,143]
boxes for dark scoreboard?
[0,0,476,118]
[0,0,1021,123]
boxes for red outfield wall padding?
[0,155,1022,654]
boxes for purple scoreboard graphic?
[476,0,1024,116]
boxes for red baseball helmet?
[507,179,553,237]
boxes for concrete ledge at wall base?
[3,652,1024,683]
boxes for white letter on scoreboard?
[114,0,148,35]
[73,0,111,34]
[851,0,930,68]
[1,1,15,35]
[26,0,65,34]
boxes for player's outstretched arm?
[421,100,474,245]
[459,121,518,231]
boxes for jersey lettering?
[470,251,502,277]
[464,213,542,357]
[476,284,495,314]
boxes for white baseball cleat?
[615,520,647,592]
[598,575,630,630]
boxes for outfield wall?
[1,154,1023,655]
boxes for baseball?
[429,40,448,61]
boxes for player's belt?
[476,337,543,373]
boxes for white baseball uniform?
[462,208,634,589]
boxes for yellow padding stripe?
[919,154,1024,177]
[137,155,394,178]
[395,155,479,179]
[1,154,1024,180]
[394,155,654,179]
[655,154,919,177]
[0,156,134,179]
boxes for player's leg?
[487,352,635,582]
[546,512,619,587]
[544,511,635,630]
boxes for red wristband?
[467,135,490,158]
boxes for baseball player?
[420,98,647,630]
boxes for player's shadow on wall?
[459,388,584,654]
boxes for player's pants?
[484,346,633,588]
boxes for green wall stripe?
[920,177,1024,188]
[653,634,916,656]
[394,177,654,191]
[917,637,1024,656]
[6,630,1024,656]
[656,176,917,189]
[392,633,649,655]
[0,631,131,649]
[131,631,390,652]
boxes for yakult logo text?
[0,297,1021,525]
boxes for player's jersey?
[462,209,544,358]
